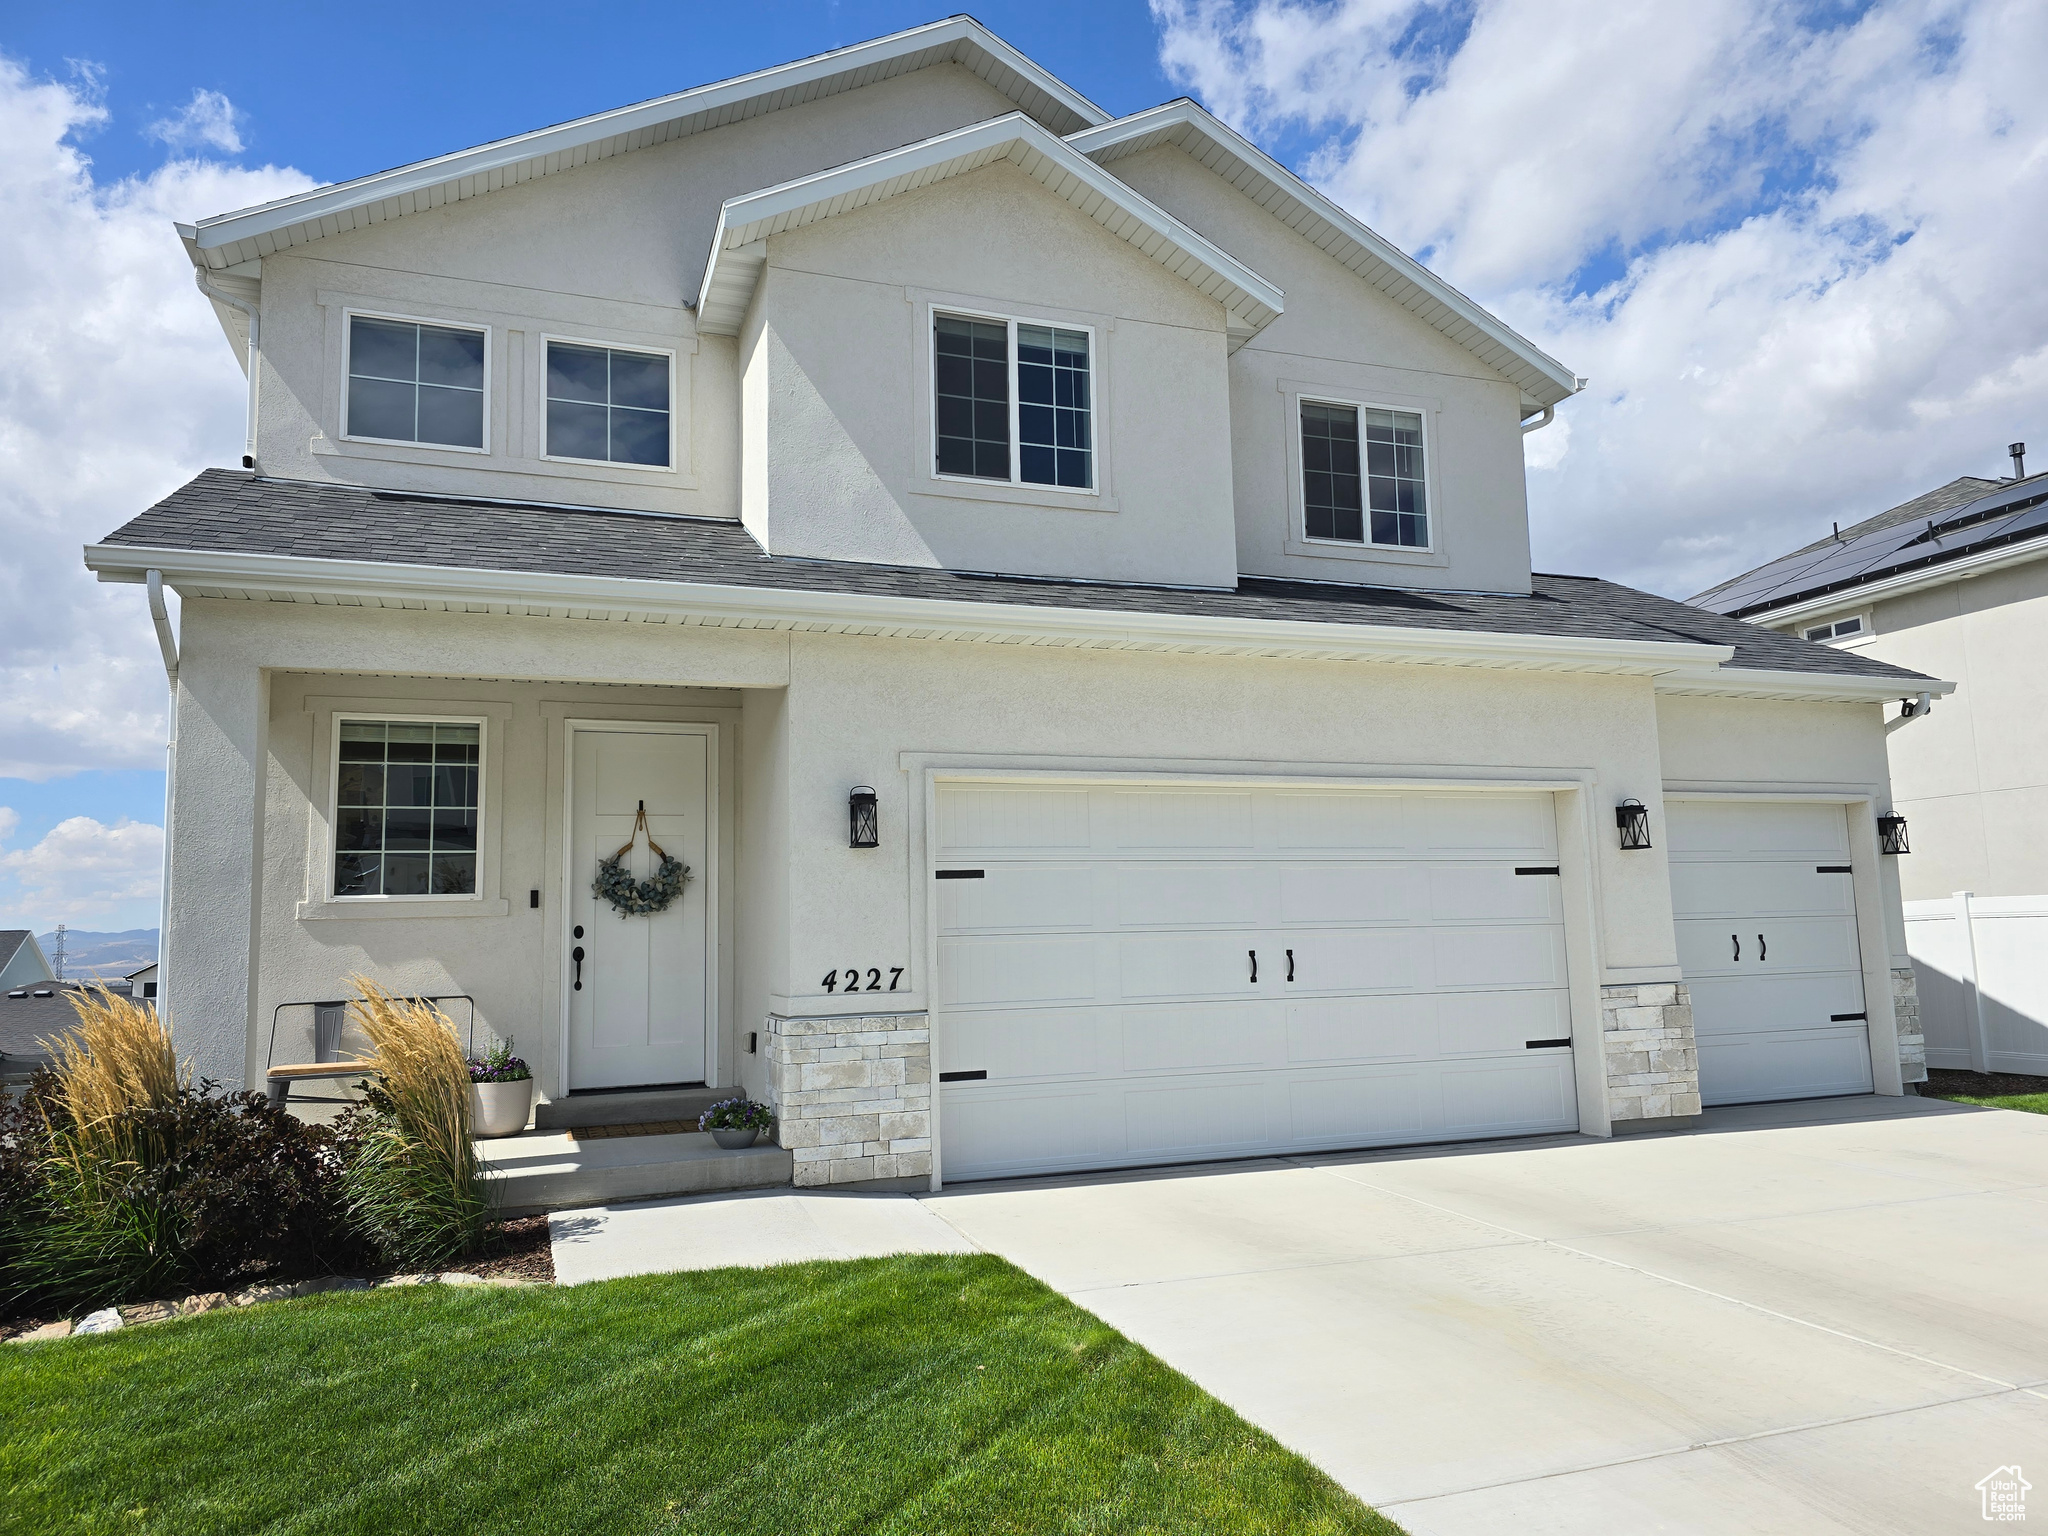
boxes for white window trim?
[1799,612,1873,645]
[927,304,1101,498]
[326,712,490,905]
[342,308,492,456]
[1289,389,1440,556]
[538,333,679,474]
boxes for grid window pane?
[934,315,1010,481]
[1301,401,1364,542]
[1017,324,1090,488]
[545,342,670,466]
[1363,407,1429,548]
[348,317,485,448]
[333,719,481,896]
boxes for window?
[546,342,671,467]
[1301,400,1428,548]
[347,316,486,448]
[334,721,480,897]
[934,312,1093,490]
[1802,616,1866,642]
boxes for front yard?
[1,1252,1401,1536]
[1920,1068,2048,1115]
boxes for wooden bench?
[264,1060,379,1110]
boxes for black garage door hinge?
[1816,865,1852,874]
[934,869,985,880]
[1829,1012,1867,1022]
[1524,1037,1572,1049]
[1515,866,1561,876]
[939,1069,987,1082]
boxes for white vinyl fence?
[1905,894,2048,1076]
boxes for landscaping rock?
[119,1301,177,1327]
[75,1308,123,1335]
[300,1276,371,1296]
[12,1320,73,1342]
[375,1273,438,1287]
[230,1283,302,1307]
[177,1292,229,1317]
[438,1272,486,1285]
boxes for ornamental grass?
[43,986,183,1168]
[340,978,489,1268]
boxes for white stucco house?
[1695,448,2048,1078]
[86,18,1948,1191]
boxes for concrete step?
[477,1128,790,1213]
[532,1086,727,1131]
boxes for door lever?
[572,945,585,991]
[1249,949,1258,984]
[1286,948,1295,982]
[1731,934,1740,963]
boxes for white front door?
[1667,800,1873,1106]
[933,783,1579,1182]
[567,727,711,1090]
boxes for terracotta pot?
[470,1078,533,1138]
[710,1126,760,1150]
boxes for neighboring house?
[85,18,1945,1189]
[0,931,56,993]
[128,963,158,1002]
[1694,451,2048,1077]
[0,981,84,1065]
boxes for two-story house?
[1695,449,2048,1082]
[86,18,1947,1190]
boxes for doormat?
[565,1120,701,1141]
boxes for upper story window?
[1802,615,1866,642]
[347,315,486,450]
[1302,400,1428,548]
[933,312,1093,491]
[546,341,672,467]
[334,720,481,898]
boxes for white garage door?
[932,783,1579,1181]
[1667,800,1873,1107]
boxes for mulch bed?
[1921,1068,2048,1100]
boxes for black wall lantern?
[848,785,879,849]
[1615,798,1652,851]
[1877,811,1910,856]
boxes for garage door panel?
[938,787,1091,856]
[1114,865,1267,928]
[1429,926,1569,990]
[1126,1081,1274,1156]
[1117,933,1265,1001]
[1437,988,1573,1055]
[1121,1004,1278,1073]
[939,936,1098,1008]
[1283,930,1423,994]
[1441,1058,1578,1134]
[1272,791,1409,851]
[1669,862,1854,920]
[1287,1070,1427,1143]
[1667,800,1849,860]
[1110,791,1255,850]
[941,1087,1122,1175]
[938,865,1093,933]
[940,1007,1104,1080]
[1698,1027,1872,1105]
[1419,793,1555,856]
[1676,915,1862,978]
[1285,994,1435,1063]
[1428,865,1563,923]
[1688,971,1867,1036]
[1278,863,1426,925]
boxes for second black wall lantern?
[1877,811,1910,855]
[849,785,879,849]
[1616,798,1652,851]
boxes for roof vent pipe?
[2012,442,2028,479]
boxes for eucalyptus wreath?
[592,851,690,916]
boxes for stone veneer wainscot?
[1601,981,1702,1126]
[1892,965,1926,1084]
[763,1012,932,1187]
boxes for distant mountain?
[35,929,159,979]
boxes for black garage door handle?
[1731,933,1740,963]
[1249,950,1258,984]
[1758,933,1767,962]
[1286,948,1295,982]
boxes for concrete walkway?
[922,1095,2048,1536]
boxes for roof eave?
[1729,526,2048,627]
[1652,664,1952,704]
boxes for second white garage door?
[932,783,1579,1181]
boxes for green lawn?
[0,1253,1402,1536]
[1931,1091,2048,1115]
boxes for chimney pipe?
[2012,441,2028,479]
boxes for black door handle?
[572,945,585,991]
[1758,933,1767,962]
[1249,949,1258,984]
[1286,948,1295,982]
[1732,934,1740,962]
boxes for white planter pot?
[470,1078,533,1138]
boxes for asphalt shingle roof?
[100,470,1930,684]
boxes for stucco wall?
[1102,144,1536,596]
[740,161,1239,586]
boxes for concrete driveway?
[921,1095,2048,1535]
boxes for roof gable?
[1068,100,1581,409]
[695,114,1284,344]
[177,18,1107,271]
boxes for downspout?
[1885,692,1934,736]
[195,271,260,468]
[1521,405,1555,435]
[148,570,178,1007]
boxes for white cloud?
[0,58,312,779]
[0,814,163,929]
[145,87,244,154]
[1152,0,2048,597]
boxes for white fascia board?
[1068,101,1583,408]
[1735,529,2048,629]
[85,542,1731,679]
[176,17,1108,267]
[1652,664,1954,704]
[693,113,1286,340]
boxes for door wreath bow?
[592,800,691,916]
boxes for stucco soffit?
[693,112,1286,344]
[85,543,1733,681]
[1069,101,1583,410]
[173,17,1108,271]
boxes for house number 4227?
[822,967,905,993]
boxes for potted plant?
[467,1042,533,1138]
[698,1096,774,1150]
